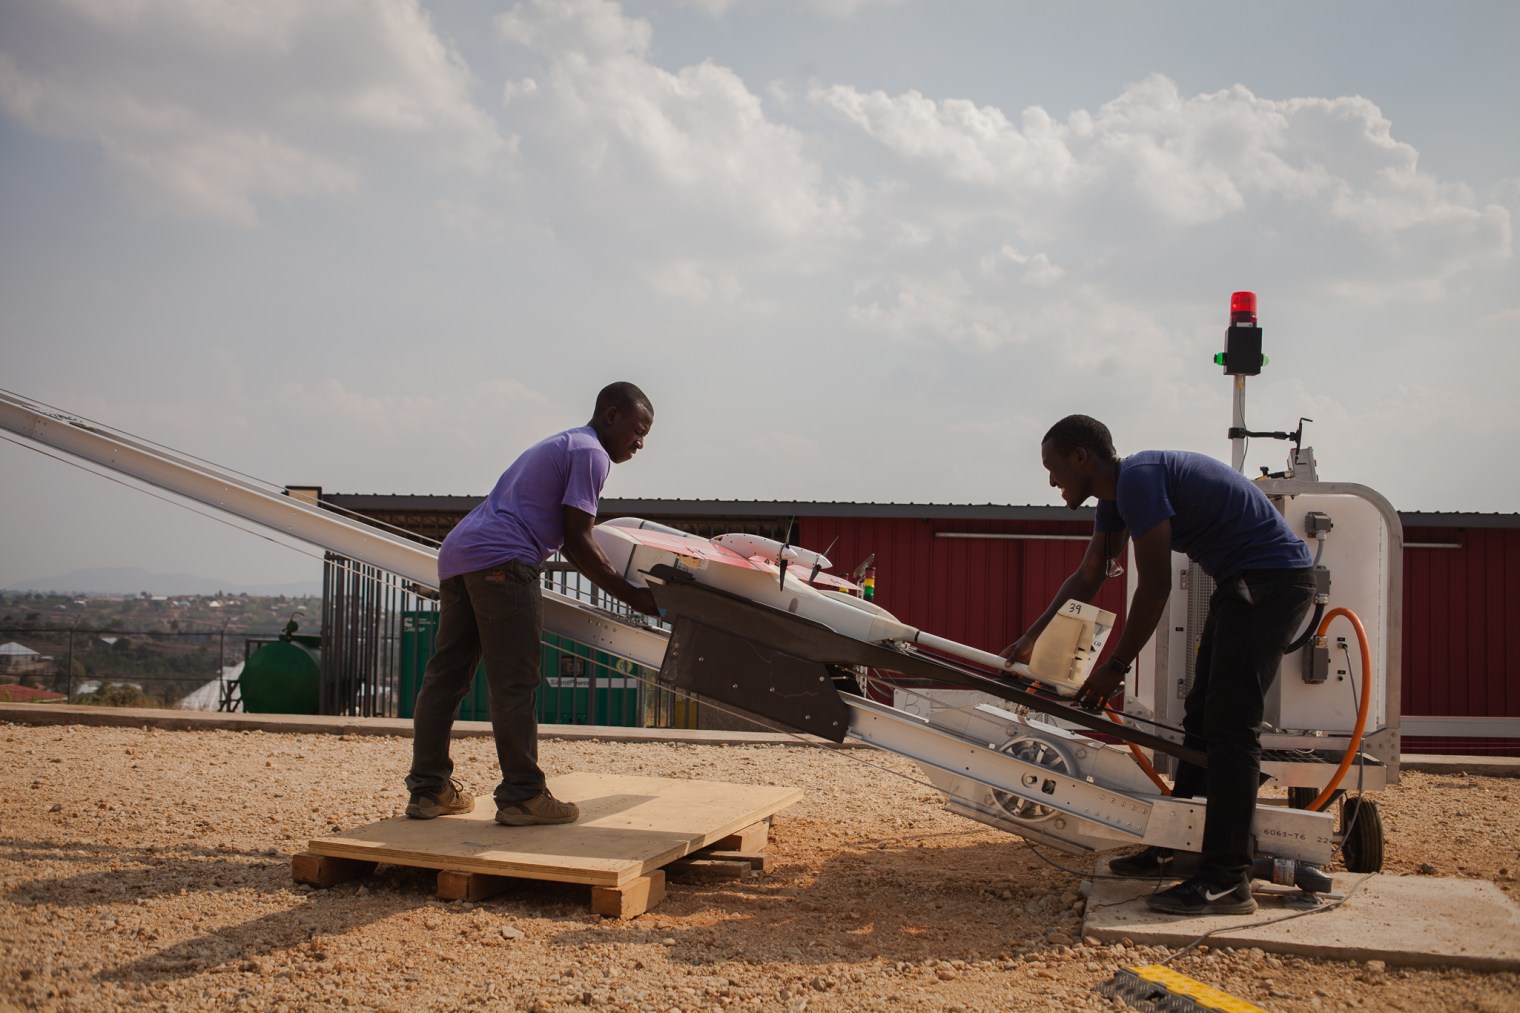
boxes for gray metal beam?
[0,390,671,671]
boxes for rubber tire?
[1340,795,1384,873]
[1288,786,1343,810]
[1287,787,1317,810]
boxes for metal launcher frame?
[646,563,1338,875]
[0,389,1359,882]
[1128,478,1402,795]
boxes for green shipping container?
[398,610,644,726]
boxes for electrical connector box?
[1304,642,1331,685]
[1305,510,1333,537]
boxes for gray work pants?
[406,562,546,806]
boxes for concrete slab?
[1401,754,1520,777]
[1083,865,1520,971]
[0,702,854,746]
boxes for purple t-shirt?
[1094,450,1312,582]
[437,426,611,580]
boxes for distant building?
[0,683,67,703]
[0,642,48,674]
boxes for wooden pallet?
[293,771,800,918]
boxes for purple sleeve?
[562,443,609,516]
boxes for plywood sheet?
[305,771,801,887]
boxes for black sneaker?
[1145,875,1257,916]
[1105,846,1178,878]
[406,779,475,819]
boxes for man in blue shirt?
[1004,415,1314,915]
[405,382,658,826]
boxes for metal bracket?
[662,616,851,741]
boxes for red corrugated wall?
[1401,524,1520,755]
[798,514,1520,755]
[798,515,1127,658]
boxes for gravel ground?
[2,720,1518,1012]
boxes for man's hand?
[999,634,1035,668]
[1074,660,1125,711]
[627,587,659,616]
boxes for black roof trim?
[317,494,1519,529]
[320,494,1090,522]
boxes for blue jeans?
[1171,567,1316,885]
[407,563,546,806]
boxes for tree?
[81,683,156,708]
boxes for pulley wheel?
[990,734,1076,824]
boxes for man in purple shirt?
[406,382,658,826]
[1004,415,1314,916]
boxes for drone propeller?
[850,552,876,585]
[777,517,795,591]
[808,535,839,584]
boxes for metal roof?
[317,493,1518,528]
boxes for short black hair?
[1042,414,1116,462]
[594,382,652,417]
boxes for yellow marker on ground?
[1096,964,1271,1013]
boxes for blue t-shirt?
[437,426,611,580]
[1094,450,1312,582]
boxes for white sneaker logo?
[1203,886,1237,902]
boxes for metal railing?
[316,552,687,727]
[0,623,304,708]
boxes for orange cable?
[1106,706,1172,795]
[1306,607,1372,811]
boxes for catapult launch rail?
[0,390,668,671]
[1,388,1343,876]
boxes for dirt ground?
[2,719,1518,1012]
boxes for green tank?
[240,634,320,715]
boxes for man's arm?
[1001,530,1114,664]
[560,508,660,615]
[1073,518,1173,709]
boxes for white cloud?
[810,84,1085,191]
[671,0,902,18]
[811,73,1510,322]
[493,0,855,256]
[272,377,554,488]
[802,0,904,17]
[0,0,503,225]
[645,260,743,304]
[980,245,1065,288]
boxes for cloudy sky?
[2,0,1516,590]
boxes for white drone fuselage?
[592,518,1112,697]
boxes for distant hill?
[5,567,322,597]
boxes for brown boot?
[406,779,474,819]
[495,790,579,826]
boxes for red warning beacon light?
[1217,290,1264,376]
[1230,290,1257,326]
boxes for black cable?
[1284,599,1325,655]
